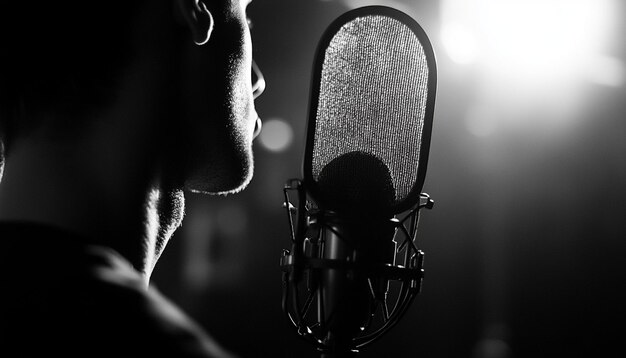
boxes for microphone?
[280,6,437,357]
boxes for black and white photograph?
[1,1,624,357]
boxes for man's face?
[176,0,263,195]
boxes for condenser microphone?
[280,6,436,357]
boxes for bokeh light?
[258,118,294,152]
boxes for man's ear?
[176,0,214,45]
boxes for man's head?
[0,0,263,195]
[174,0,264,194]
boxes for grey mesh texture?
[311,14,430,206]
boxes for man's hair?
[0,2,145,147]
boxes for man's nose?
[252,60,266,99]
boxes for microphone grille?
[306,7,436,213]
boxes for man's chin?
[184,157,254,196]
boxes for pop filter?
[281,6,437,357]
[304,5,436,217]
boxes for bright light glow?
[441,24,478,64]
[258,118,294,152]
[586,54,625,87]
[441,0,618,82]
[465,103,497,137]
[441,0,621,137]
[481,0,612,81]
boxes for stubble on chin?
[183,145,254,196]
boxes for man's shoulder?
[0,222,235,358]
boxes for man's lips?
[253,115,262,139]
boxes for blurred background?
[152,0,626,357]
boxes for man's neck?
[0,58,185,282]
[0,122,184,282]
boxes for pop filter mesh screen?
[310,12,431,211]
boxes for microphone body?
[280,5,437,356]
[316,213,397,356]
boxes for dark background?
[153,1,626,357]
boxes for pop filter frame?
[303,5,437,216]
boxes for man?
[0,0,264,356]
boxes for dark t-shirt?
[0,222,234,357]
